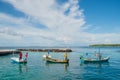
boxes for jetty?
[0,50,20,56]
[17,48,72,52]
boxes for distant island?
[89,44,120,47]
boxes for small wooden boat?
[45,57,69,63]
[80,56,110,63]
[11,57,27,63]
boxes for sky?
[0,0,120,47]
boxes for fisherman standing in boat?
[98,48,102,60]
[94,51,102,60]
[64,53,68,60]
[46,50,50,58]
[19,52,22,60]
[25,53,28,61]
[98,53,102,60]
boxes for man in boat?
[19,52,22,60]
[98,53,102,60]
[94,51,102,60]
[24,53,28,61]
[64,53,68,60]
[46,50,50,58]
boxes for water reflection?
[19,64,22,73]
[80,62,110,68]
[11,61,28,74]
[45,62,69,72]
[18,64,28,74]
[80,62,110,75]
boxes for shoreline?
[89,44,120,47]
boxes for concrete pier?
[0,50,20,56]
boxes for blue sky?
[0,0,120,46]
[0,0,25,17]
[80,0,120,33]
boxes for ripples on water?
[0,47,120,80]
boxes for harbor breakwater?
[17,48,72,52]
[0,50,20,56]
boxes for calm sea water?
[0,47,120,80]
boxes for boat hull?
[46,57,69,63]
[11,57,27,63]
[81,57,110,63]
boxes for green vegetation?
[90,44,120,47]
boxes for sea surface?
[0,47,120,80]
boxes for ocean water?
[0,47,120,80]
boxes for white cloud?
[2,0,85,44]
[0,13,56,46]
[0,0,120,46]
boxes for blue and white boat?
[11,57,27,63]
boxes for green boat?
[80,56,110,63]
[80,48,110,63]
